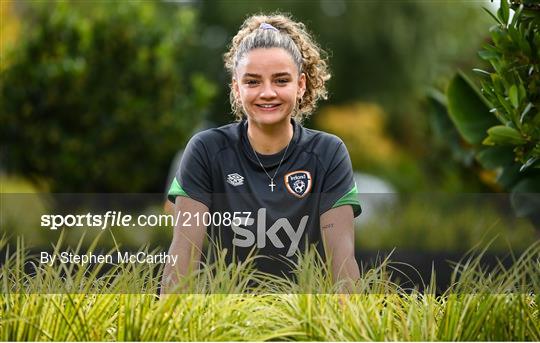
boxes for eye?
[275,78,290,85]
[244,79,260,86]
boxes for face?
[233,47,306,127]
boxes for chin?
[250,110,291,126]
[254,117,289,127]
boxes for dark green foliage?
[423,89,489,193]
[477,0,540,168]
[447,73,499,145]
[0,2,216,192]
[445,0,540,226]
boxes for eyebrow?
[242,72,292,78]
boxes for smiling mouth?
[256,104,281,109]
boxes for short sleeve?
[319,141,361,218]
[167,133,212,208]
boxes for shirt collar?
[240,118,300,169]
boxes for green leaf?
[478,49,500,60]
[483,136,496,146]
[472,68,491,77]
[485,125,527,145]
[520,157,539,172]
[517,82,527,105]
[483,6,503,25]
[446,72,499,145]
[494,92,514,120]
[476,146,515,169]
[498,0,510,25]
[509,85,519,109]
[508,26,520,44]
[491,74,505,95]
[520,102,533,123]
[489,25,505,46]
[510,4,523,27]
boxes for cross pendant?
[269,179,276,192]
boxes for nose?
[259,81,277,99]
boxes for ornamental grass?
[1,235,539,341]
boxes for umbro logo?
[226,173,244,186]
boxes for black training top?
[168,119,361,277]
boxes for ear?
[298,73,306,98]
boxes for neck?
[247,118,294,155]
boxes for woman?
[163,13,361,292]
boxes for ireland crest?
[284,170,312,198]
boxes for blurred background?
[1,0,539,263]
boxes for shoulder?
[297,125,350,173]
[299,125,345,156]
[187,121,242,155]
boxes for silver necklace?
[250,139,291,192]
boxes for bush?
[476,0,540,167]
[442,1,540,227]
[0,2,216,192]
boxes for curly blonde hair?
[223,13,331,123]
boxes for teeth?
[259,104,277,108]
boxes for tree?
[0,1,216,192]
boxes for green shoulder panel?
[332,184,362,217]
[167,178,189,203]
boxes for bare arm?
[320,205,360,292]
[161,196,208,295]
